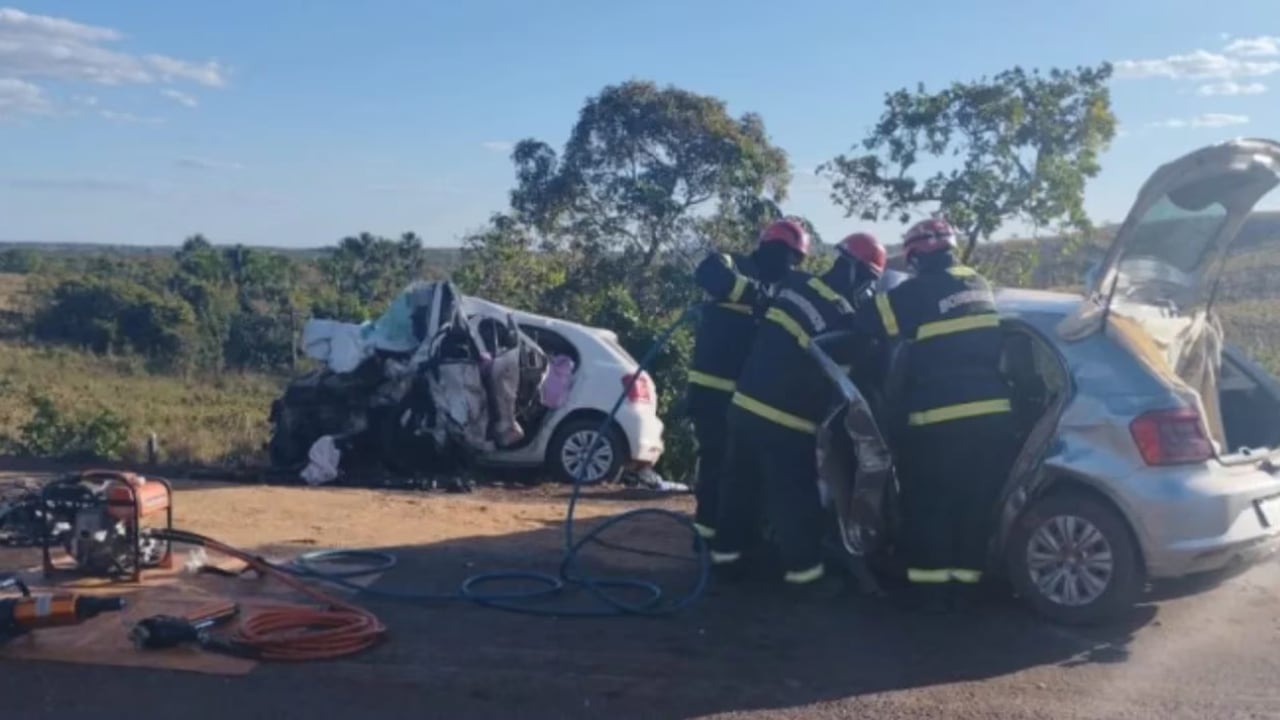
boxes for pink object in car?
[541,355,575,409]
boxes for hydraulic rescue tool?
[0,574,126,644]
[129,601,240,651]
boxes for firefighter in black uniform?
[854,218,1016,612]
[710,232,888,598]
[688,219,810,543]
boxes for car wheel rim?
[561,430,614,483]
[1026,514,1114,607]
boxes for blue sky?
[1,0,1278,248]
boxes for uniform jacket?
[731,268,875,434]
[855,255,1011,428]
[687,251,773,410]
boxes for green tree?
[509,80,792,266]
[820,64,1117,261]
[32,276,196,368]
[453,214,568,312]
[0,248,42,274]
[319,232,429,316]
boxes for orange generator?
[40,470,175,583]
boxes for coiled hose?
[155,307,708,659]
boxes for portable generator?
[39,470,175,583]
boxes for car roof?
[461,295,621,344]
[994,287,1083,318]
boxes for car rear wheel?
[1007,491,1142,626]
[547,418,626,485]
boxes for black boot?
[784,571,847,602]
[949,583,982,613]
[710,560,750,584]
[894,584,951,614]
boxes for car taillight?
[623,371,655,404]
[1130,408,1214,466]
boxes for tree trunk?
[961,232,980,264]
[642,234,662,268]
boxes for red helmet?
[903,218,958,260]
[758,219,811,257]
[837,232,887,276]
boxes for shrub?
[4,391,131,460]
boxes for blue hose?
[282,307,710,617]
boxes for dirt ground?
[4,469,1280,720]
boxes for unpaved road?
[3,473,1280,720]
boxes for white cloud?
[0,6,225,118]
[175,156,243,171]
[1225,35,1280,57]
[1115,49,1280,80]
[72,94,99,107]
[160,88,198,108]
[1147,113,1250,129]
[1197,80,1267,95]
[0,77,49,117]
[99,109,165,125]
[481,140,514,153]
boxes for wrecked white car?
[269,281,665,486]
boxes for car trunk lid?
[1062,138,1280,458]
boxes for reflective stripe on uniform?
[731,392,818,434]
[693,523,716,540]
[876,293,900,337]
[717,302,752,315]
[710,551,741,565]
[948,265,977,277]
[807,278,853,314]
[907,568,951,584]
[729,273,748,303]
[951,568,982,583]
[914,313,1000,340]
[688,370,736,393]
[784,564,825,584]
[765,307,811,348]
[907,398,1012,426]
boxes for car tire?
[1007,491,1142,626]
[547,418,627,485]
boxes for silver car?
[814,138,1280,625]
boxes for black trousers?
[712,406,824,580]
[690,391,732,536]
[897,413,1017,585]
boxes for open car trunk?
[1059,138,1280,458]
[1217,346,1280,457]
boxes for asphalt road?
[5,533,1280,720]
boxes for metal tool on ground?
[130,601,240,650]
[40,470,175,583]
[1,575,126,644]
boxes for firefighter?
[688,219,810,544]
[710,232,887,598]
[854,218,1016,612]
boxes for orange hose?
[199,537,387,662]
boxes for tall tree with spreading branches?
[821,64,1118,261]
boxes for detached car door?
[810,335,896,558]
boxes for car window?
[1112,195,1227,311]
